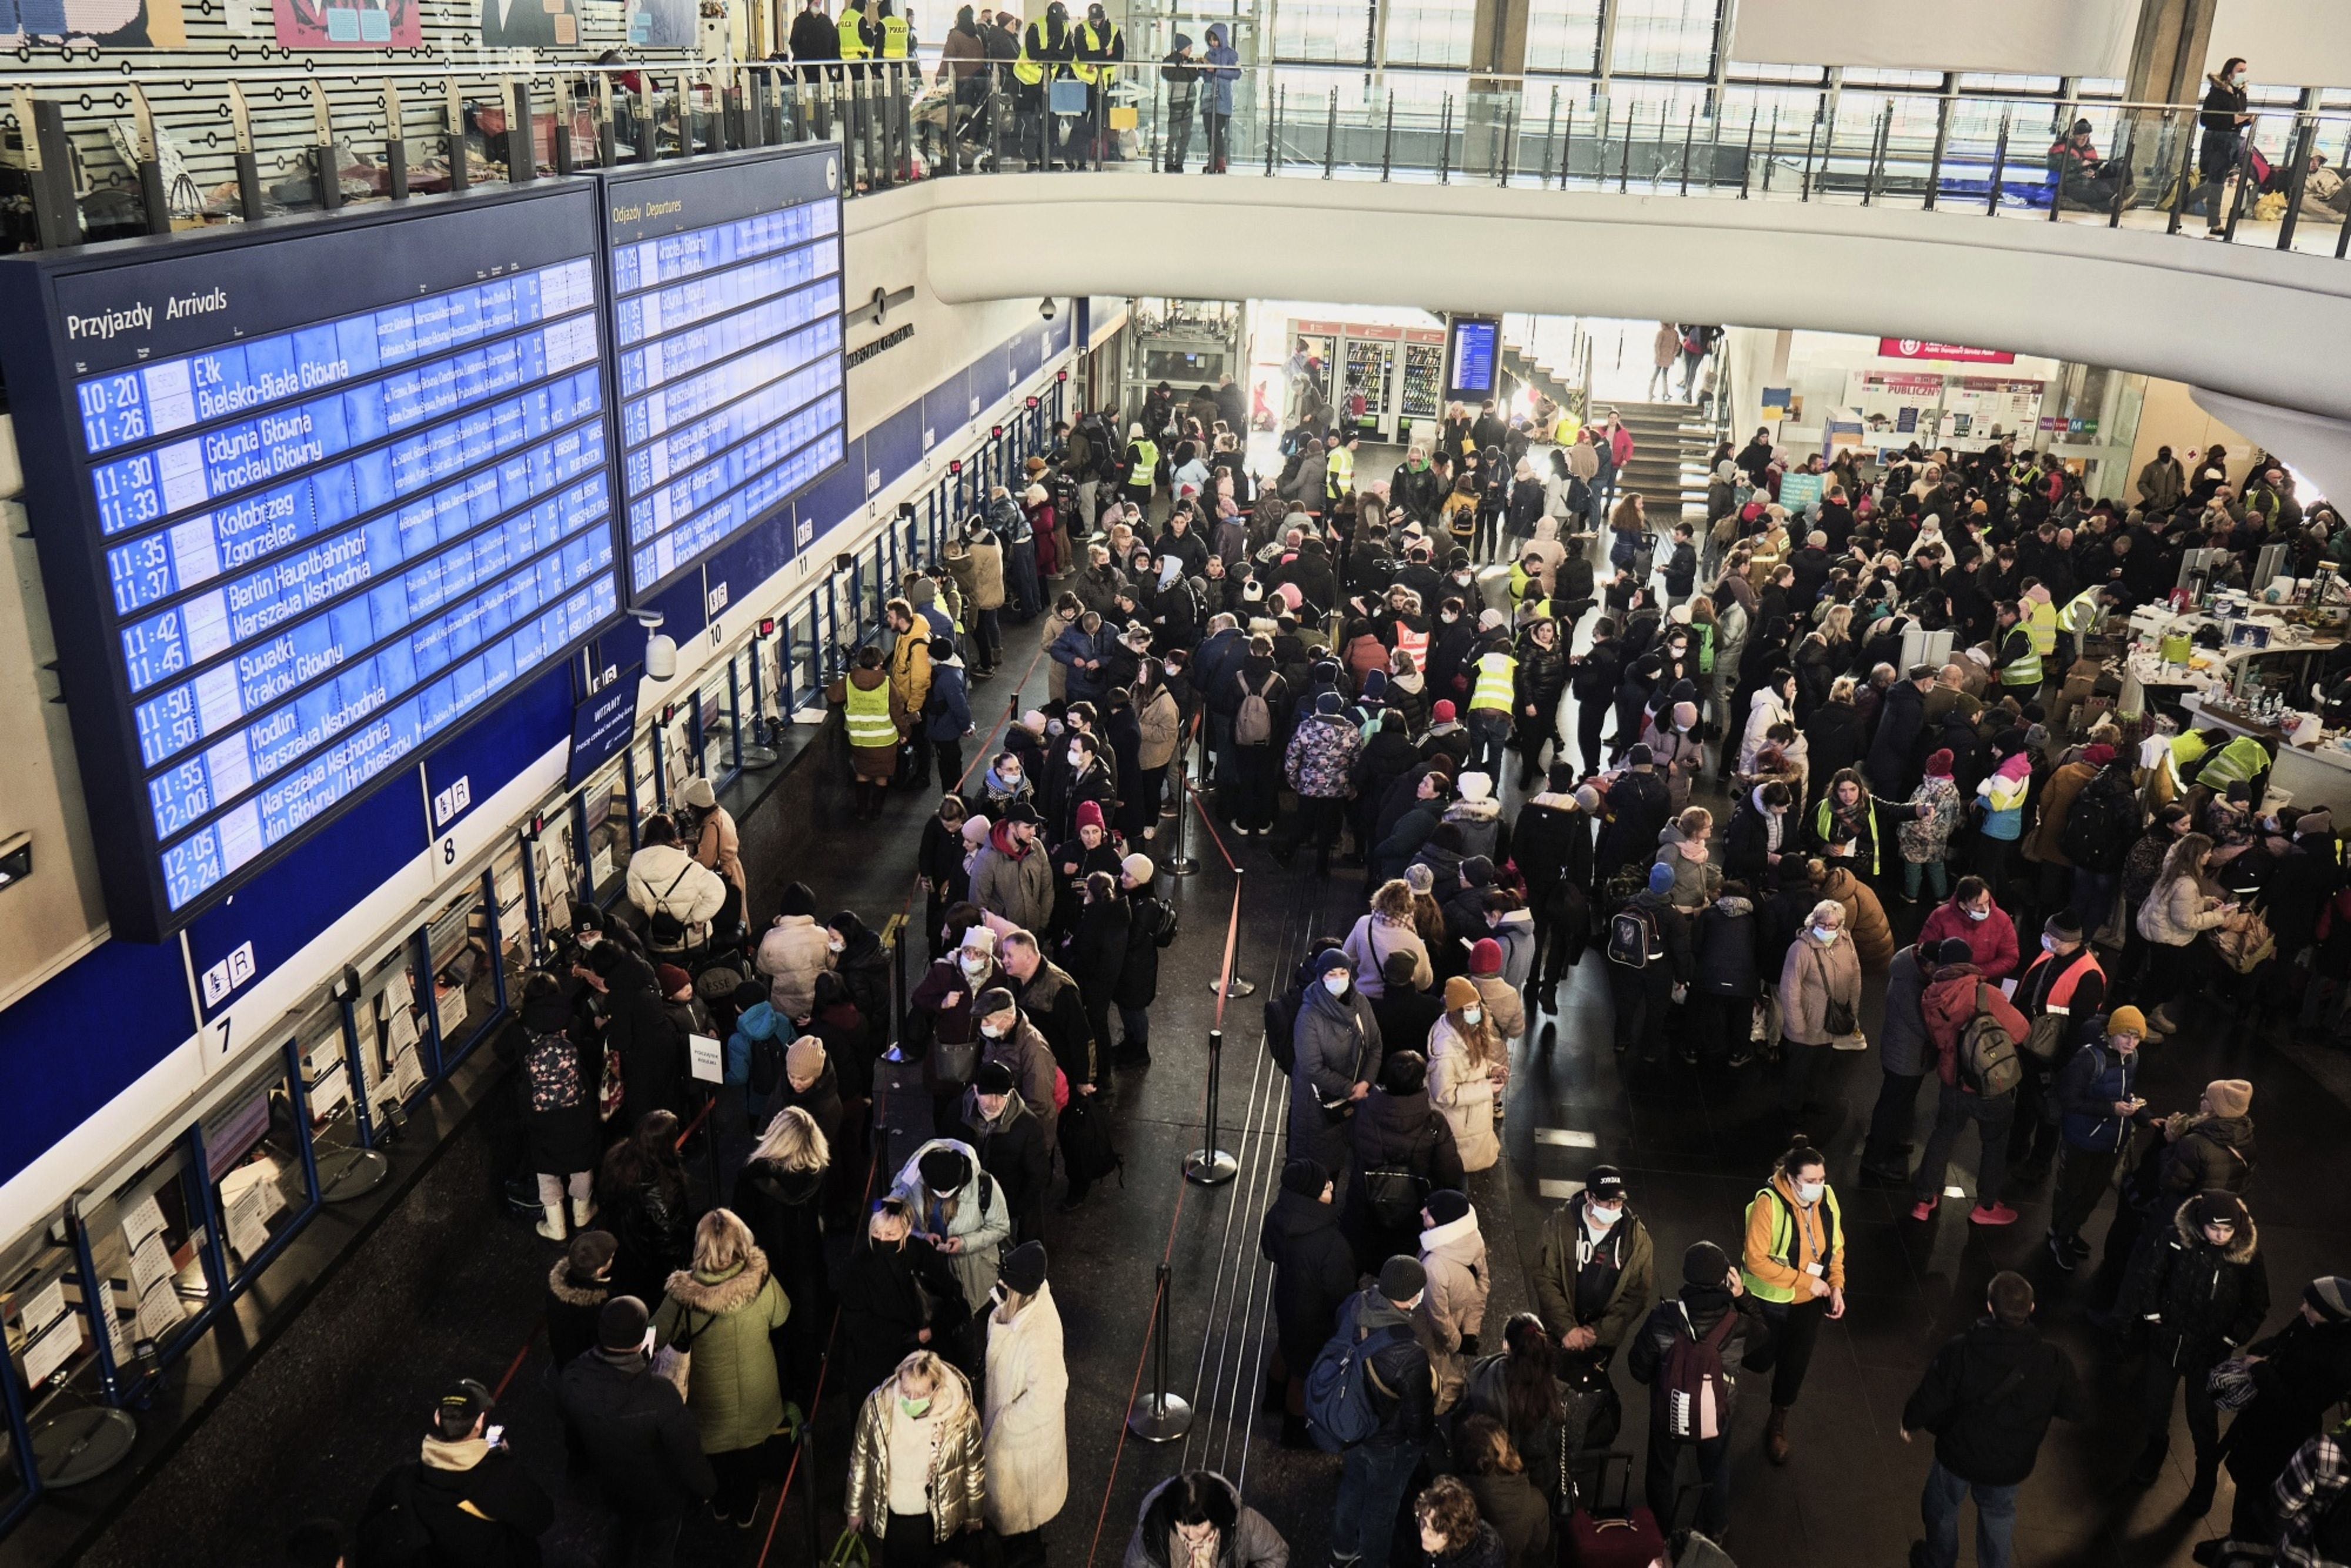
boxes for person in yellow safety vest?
[1017,1,1077,166]
[1120,422,1159,509]
[836,0,875,76]
[876,0,910,58]
[841,644,899,819]
[1324,431,1356,510]
[1465,618,1518,779]
[2194,732,2272,793]
[2022,582,2059,661]
[1994,599,2042,693]
[2062,583,2116,641]
[1072,1,1125,83]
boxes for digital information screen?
[1445,315,1501,402]
[0,183,625,941]
[602,143,846,604]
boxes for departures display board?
[602,143,846,604]
[0,183,625,942]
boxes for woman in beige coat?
[981,1242,1068,1553]
[680,775,744,899]
[1427,975,1505,1172]
[1777,898,1862,1118]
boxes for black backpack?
[644,862,694,945]
[746,1030,786,1098]
[354,1466,436,1568]
[2059,773,2136,873]
[1265,986,1304,1074]
[1058,1092,1124,1188]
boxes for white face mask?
[960,954,989,975]
[1068,748,1085,768]
[2041,934,2058,954]
[1813,925,1839,945]
[1966,905,1990,922]
[1461,1005,1482,1025]
[1001,768,1022,785]
[1796,1179,1826,1205]
[577,932,602,948]
[829,938,846,954]
[1323,973,1350,996]
[980,1022,1006,1040]
[1587,1203,1621,1229]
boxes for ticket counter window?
[75,1142,218,1386]
[582,750,635,905]
[424,875,506,1066]
[353,944,434,1129]
[198,1051,320,1297]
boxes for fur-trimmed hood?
[660,1249,774,1315]
[2173,1197,2259,1264]
[547,1261,610,1309]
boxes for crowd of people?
[302,383,2351,1568]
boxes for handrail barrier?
[8,61,2351,260]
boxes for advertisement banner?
[274,0,418,46]
[1878,338,2015,365]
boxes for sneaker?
[1909,1196,1939,1221]
[1970,1202,2021,1226]
[2048,1231,2078,1271]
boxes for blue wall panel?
[864,401,923,494]
[182,776,428,1022]
[707,511,796,617]
[921,369,971,452]
[0,939,196,1185]
[423,666,575,838]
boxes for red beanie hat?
[1470,938,1503,976]
[1077,800,1106,831]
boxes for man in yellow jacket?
[886,596,933,785]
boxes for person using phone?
[2045,1008,2148,1272]
[358,1380,553,1565]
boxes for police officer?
[836,0,877,176]
[873,0,913,176]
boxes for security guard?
[1995,599,2042,697]
[1017,0,1077,166]
[873,0,912,176]
[836,0,874,75]
[876,0,910,59]
[1324,429,1356,513]
[1073,0,1126,151]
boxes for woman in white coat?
[984,1241,1068,1567]
[1427,977,1505,1172]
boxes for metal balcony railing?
[6,58,2351,260]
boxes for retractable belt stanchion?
[1185,1028,1237,1185]
[1163,731,1200,878]
[1126,1262,1193,1440]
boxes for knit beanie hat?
[1683,1241,1731,1288]
[1281,1156,1330,1198]
[1315,690,1346,716]
[1925,748,1954,776]
[2191,1190,2249,1231]
[1469,938,1503,975]
[1313,947,1352,977]
[1432,700,1457,723]
[2206,1078,2254,1118]
[1424,1189,1472,1228]
[1000,1241,1048,1296]
[1077,799,1106,831]
[1649,862,1675,895]
[1121,852,1155,885]
[2305,1277,2351,1323]
[784,1037,826,1082]
[1405,864,1436,896]
[2106,1005,2146,1038]
[1444,975,1481,1012]
[1673,701,1699,730]
[657,964,693,997]
[1378,1255,1428,1302]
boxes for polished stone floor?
[200,633,2349,1568]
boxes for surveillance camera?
[644,633,677,682]
[1038,296,1057,321]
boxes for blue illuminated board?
[602,144,846,604]
[1447,316,1500,401]
[0,183,624,941]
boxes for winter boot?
[570,1195,597,1231]
[1765,1403,1791,1465]
[536,1203,567,1242]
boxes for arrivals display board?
[1445,315,1500,402]
[0,183,625,942]
[602,143,847,604]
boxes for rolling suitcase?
[1561,1453,1666,1568]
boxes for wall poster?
[273,0,420,47]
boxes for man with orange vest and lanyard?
[2008,909,2106,1183]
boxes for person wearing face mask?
[1416,1188,1490,1396]
[1534,1165,1655,1377]
[2197,57,2254,239]
[1327,1258,1441,1568]
[1288,949,1384,1179]
[1427,977,1505,1171]
[969,988,1058,1155]
[1909,935,2033,1228]
[1258,1157,1360,1448]
[846,1349,987,1562]
[1125,1470,1288,1568]
[2008,910,2107,1183]
[1627,1241,1775,1537]
[1917,875,2022,983]
[1048,800,1122,938]
[2125,1189,2270,1509]
[1741,1143,1848,1466]
[1776,898,1862,1115]
[971,749,1034,819]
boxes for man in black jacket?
[559,1297,717,1561]
[1328,1257,1437,1568]
[363,1380,555,1568]
[1627,1241,1775,1538]
[960,1059,1051,1241]
[1901,1272,2087,1568]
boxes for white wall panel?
[2208,1,2351,90]
[1727,0,2138,78]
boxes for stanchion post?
[1126,1262,1194,1440]
[1205,869,1256,999]
[1164,751,1200,877]
[1185,1029,1237,1185]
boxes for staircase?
[1598,397,1718,522]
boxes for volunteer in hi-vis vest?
[1995,600,2041,694]
[1740,1144,1845,1466]
[2008,912,2106,1178]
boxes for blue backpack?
[1304,1322,1411,1452]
